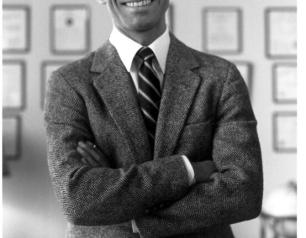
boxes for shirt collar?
[109,27,170,73]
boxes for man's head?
[101,0,169,45]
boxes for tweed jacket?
[44,34,263,238]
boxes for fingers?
[77,146,99,167]
[85,141,99,153]
[78,141,99,160]
[77,141,101,166]
[77,141,110,167]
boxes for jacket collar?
[109,27,170,74]
[90,35,202,159]
[90,34,199,74]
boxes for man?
[44,0,263,237]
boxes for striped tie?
[136,47,162,149]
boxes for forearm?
[47,124,190,226]
[136,171,262,237]
[135,122,263,237]
[45,72,191,226]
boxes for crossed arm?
[45,71,215,227]
[44,64,263,236]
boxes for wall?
[2,0,296,238]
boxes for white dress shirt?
[109,26,169,91]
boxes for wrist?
[181,155,195,185]
[131,219,140,233]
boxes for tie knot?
[137,47,155,61]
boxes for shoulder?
[171,36,237,82]
[190,47,247,96]
[172,37,248,98]
[186,44,236,80]
[53,52,96,84]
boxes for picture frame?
[203,7,243,54]
[41,61,70,108]
[265,8,297,59]
[3,60,26,111]
[273,112,297,153]
[50,5,91,54]
[272,63,297,104]
[2,5,31,54]
[233,61,253,91]
[3,115,22,160]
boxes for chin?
[130,19,162,32]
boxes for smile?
[124,0,153,7]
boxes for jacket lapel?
[90,41,152,163]
[154,35,202,159]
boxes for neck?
[117,23,167,46]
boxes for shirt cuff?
[131,219,140,233]
[181,155,195,185]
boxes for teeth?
[126,0,152,7]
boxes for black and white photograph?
[2,1,301,238]
[2,116,21,160]
[2,5,31,53]
[2,60,26,111]
[273,112,297,153]
[273,63,297,104]
[203,7,242,54]
[41,61,70,108]
[51,5,91,54]
[265,8,297,58]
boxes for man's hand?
[191,161,217,183]
[77,141,109,167]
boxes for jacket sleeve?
[44,71,190,226]
[135,64,263,237]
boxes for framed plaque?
[273,63,296,104]
[41,61,69,108]
[203,7,242,54]
[3,60,26,111]
[265,8,296,58]
[273,112,297,153]
[2,5,31,53]
[3,116,22,160]
[233,61,253,90]
[51,5,91,54]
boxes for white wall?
[3,0,296,238]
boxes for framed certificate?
[51,5,91,54]
[203,8,242,54]
[265,8,296,59]
[233,61,253,90]
[41,61,69,108]
[2,5,31,53]
[273,63,296,104]
[3,116,22,160]
[3,60,26,111]
[273,112,297,153]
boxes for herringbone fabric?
[44,34,263,238]
[136,47,162,149]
